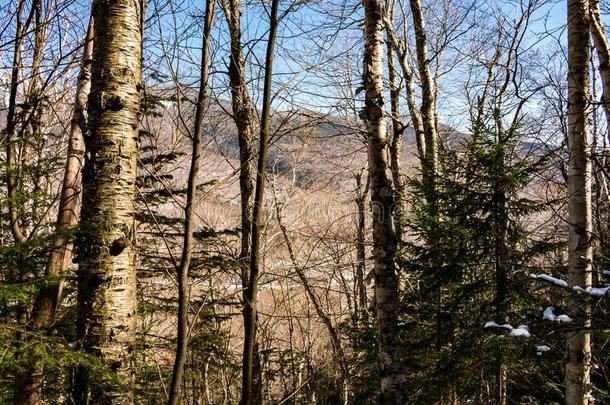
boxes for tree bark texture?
[220,0,261,401]
[385,9,405,246]
[74,0,143,402]
[383,16,425,161]
[221,0,255,271]
[409,0,438,193]
[566,0,593,404]
[589,0,610,142]
[361,0,406,403]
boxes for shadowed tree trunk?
[221,0,255,271]
[566,0,593,403]
[361,0,406,402]
[490,16,525,404]
[407,1,451,400]
[241,1,279,403]
[73,0,143,402]
[354,171,369,314]
[168,1,215,403]
[493,120,508,405]
[13,17,94,405]
[220,0,262,401]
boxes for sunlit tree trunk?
[73,0,143,402]
[589,0,610,142]
[361,0,406,402]
[566,0,593,403]
[385,1,405,246]
[220,0,261,400]
[383,15,425,161]
[13,17,94,405]
[408,0,438,192]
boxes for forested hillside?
[1,0,609,404]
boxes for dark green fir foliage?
[398,119,564,403]
[338,312,378,403]
[0,124,80,402]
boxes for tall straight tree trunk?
[221,0,255,270]
[489,28,521,405]
[168,1,215,403]
[566,0,593,403]
[13,18,94,405]
[73,0,143,402]
[220,0,261,401]
[241,1,279,403]
[22,0,43,143]
[8,1,43,402]
[493,137,508,405]
[383,18,425,161]
[589,0,610,142]
[361,0,406,403]
[385,1,405,246]
[354,172,369,314]
[408,2,448,398]
[408,0,438,191]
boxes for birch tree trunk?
[408,0,438,192]
[361,0,406,402]
[383,17,425,161]
[168,1,215,403]
[566,0,593,403]
[589,0,610,142]
[385,4,405,246]
[13,17,93,405]
[73,0,143,402]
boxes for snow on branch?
[484,321,530,338]
[572,284,610,297]
[529,273,568,288]
[509,325,531,337]
[484,321,512,330]
[542,306,573,323]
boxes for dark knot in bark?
[101,93,125,111]
[109,237,129,256]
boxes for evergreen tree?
[400,119,563,403]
